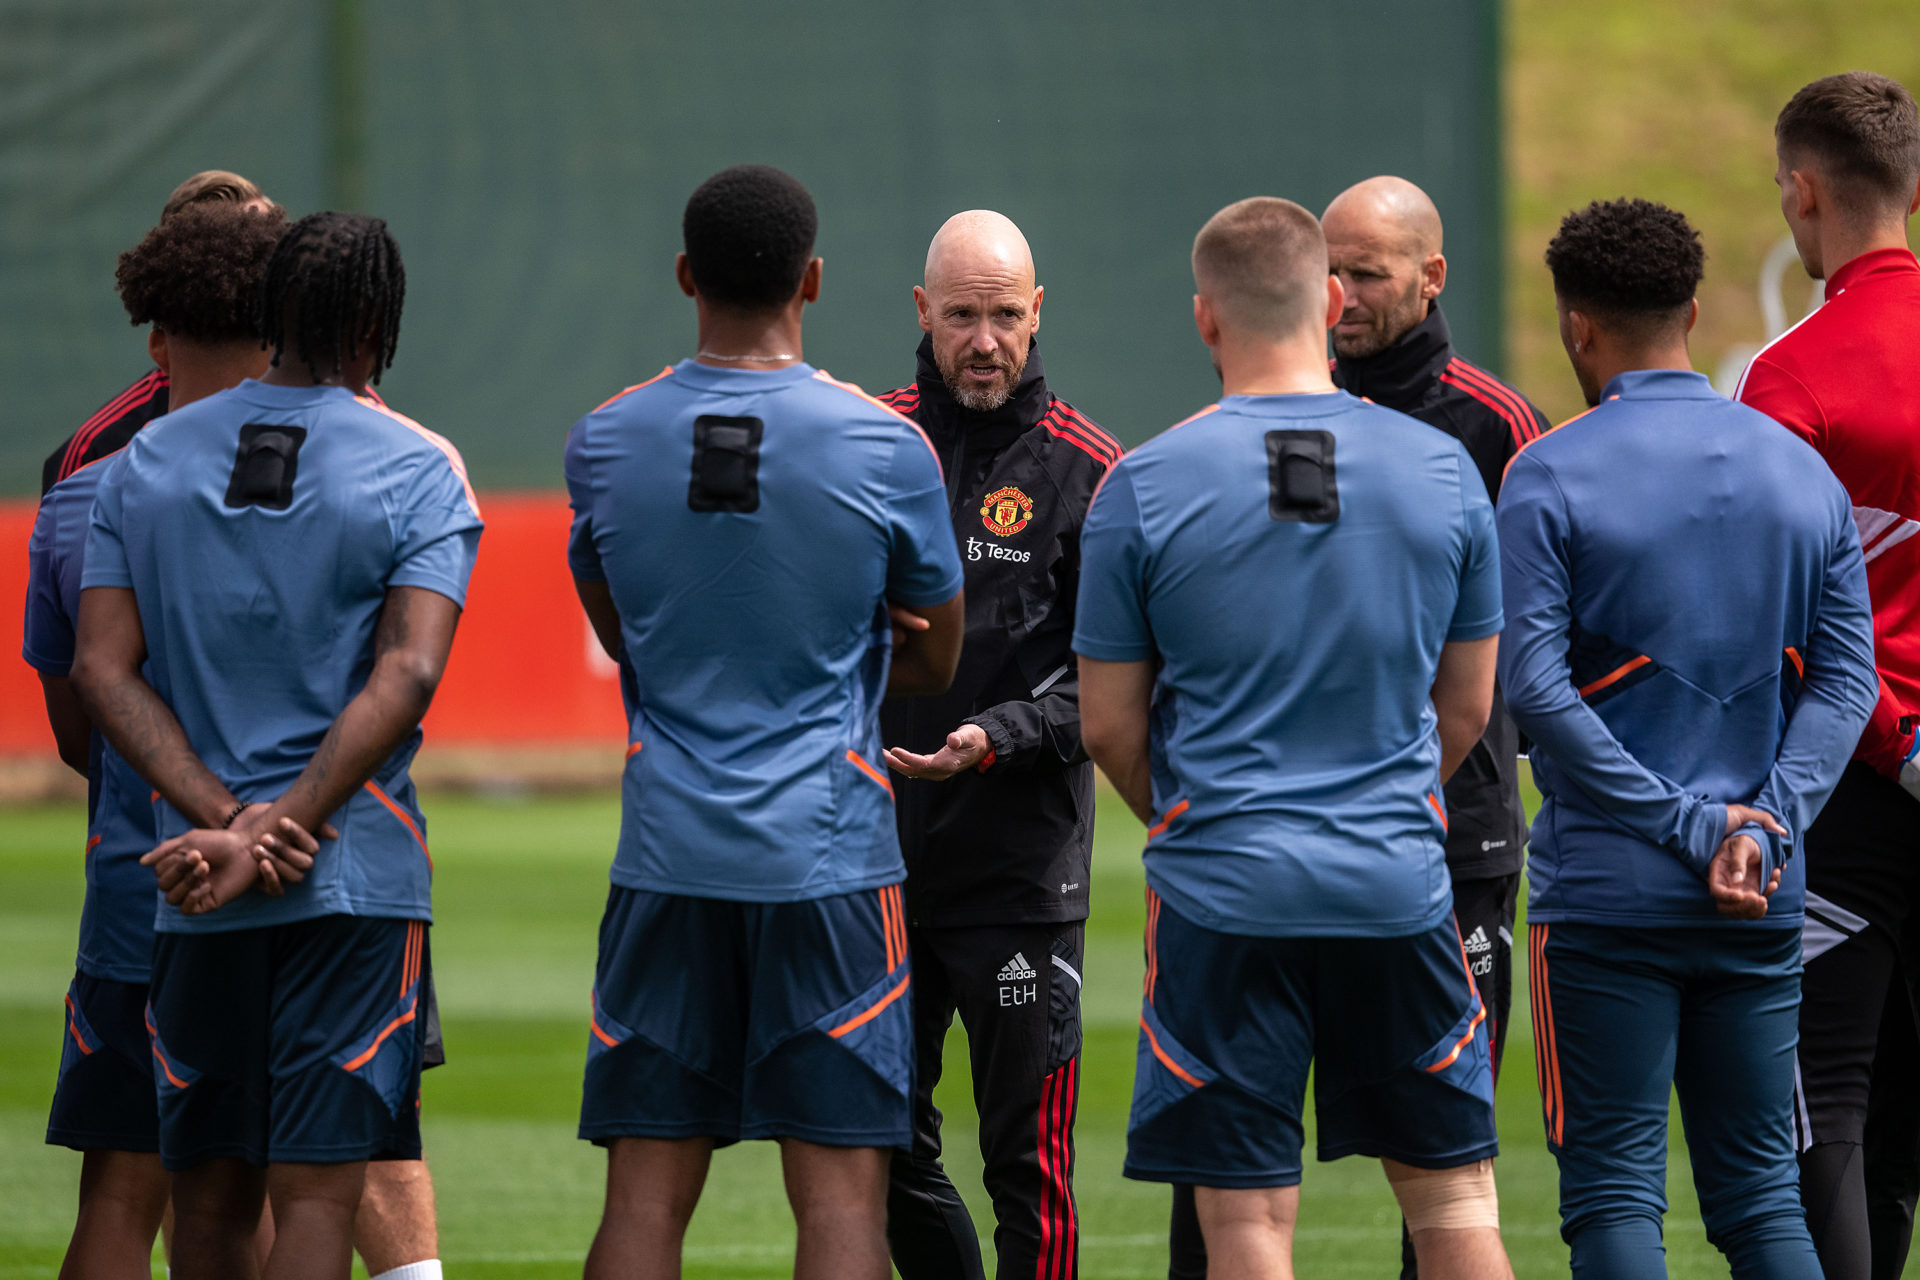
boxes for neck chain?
[696,350,797,363]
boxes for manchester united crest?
[980,486,1034,537]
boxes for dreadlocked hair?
[257,211,406,384]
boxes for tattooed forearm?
[86,670,234,827]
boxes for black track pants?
[1165,876,1517,1280]
[887,920,1084,1280]
[1797,764,1920,1280]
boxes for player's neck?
[159,339,268,411]
[259,351,373,396]
[693,299,805,369]
[1817,217,1913,280]
[1212,331,1337,398]
[1589,343,1695,394]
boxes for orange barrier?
[0,492,627,760]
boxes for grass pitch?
[1,788,1772,1277]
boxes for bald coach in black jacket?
[879,211,1118,1280]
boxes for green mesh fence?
[1,0,1500,494]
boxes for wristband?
[221,801,249,829]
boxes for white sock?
[370,1263,442,1280]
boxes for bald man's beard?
[1331,275,1427,360]
[937,347,1026,413]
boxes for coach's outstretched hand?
[140,808,333,915]
[885,724,992,781]
[1707,804,1786,920]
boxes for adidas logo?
[997,953,1038,981]
[1463,927,1492,955]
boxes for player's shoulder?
[585,366,678,420]
[44,368,171,493]
[1036,397,1121,468]
[802,367,922,426]
[1735,299,1848,396]
[876,382,921,416]
[345,393,479,505]
[1438,355,1549,446]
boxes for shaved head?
[1322,176,1448,358]
[916,210,1044,412]
[1191,197,1327,340]
[1322,176,1443,258]
[924,210,1035,294]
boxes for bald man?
[878,210,1120,1280]
[1077,196,1511,1280]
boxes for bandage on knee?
[1383,1157,1500,1232]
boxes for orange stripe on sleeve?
[828,974,911,1039]
[1146,800,1188,839]
[626,741,644,759]
[1427,792,1448,832]
[1785,646,1805,678]
[592,366,675,413]
[1577,654,1652,699]
[590,1016,621,1049]
[354,397,483,518]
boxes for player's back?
[1503,368,1861,923]
[1737,249,1920,712]
[1077,391,1502,937]
[565,361,961,903]
[26,461,159,981]
[83,379,482,930]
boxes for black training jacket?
[879,337,1119,927]
[1334,303,1551,880]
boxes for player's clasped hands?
[139,806,334,916]
[1707,803,1788,921]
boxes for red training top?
[1737,246,1920,775]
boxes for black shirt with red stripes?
[878,335,1120,927]
[41,368,171,496]
[1334,302,1549,880]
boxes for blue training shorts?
[580,883,914,1149]
[147,915,428,1170]
[48,972,159,1154]
[1126,890,1498,1188]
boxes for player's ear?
[1323,273,1345,330]
[674,253,698,300]
[913,285,934,334]
[1029,284,1043,334]
[1423,253,1447,301]
[148,327,170,376]
[1684,297,1699,335]
[1791,168,1819,221]
[799,257,823,304]
[1908,172,1920,217]
[1193,293,1218,347]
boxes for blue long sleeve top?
[1497,369,1876,927]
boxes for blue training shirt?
[1498,369,1877,928]
[23,460,158,982]
[565,360,964,903]
[82,381,483,933]
[1073,392,1504,938]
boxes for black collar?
[1332,302,1453,411]
[912,334,1052,443]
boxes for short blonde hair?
[1192,197,1327,339]
[160,170,269,223]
